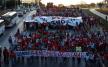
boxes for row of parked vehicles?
[17,7,36,17]
[0,6,37,35]
[0,11,18,35]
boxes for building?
[0,0,21,9]
[105,0,108,3]
[0,0,8,9]
[0,0,3,6]
[22,0,40,4]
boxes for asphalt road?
[0,10,36,49]
[9,57,101,67]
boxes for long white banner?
[15,50,87,58]
[25,16,83,26]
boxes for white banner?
[15,50,87,58]
[24,16,83,26]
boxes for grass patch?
[82,9,108,30]
[96,8,108,15]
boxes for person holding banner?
[9,49,16,67]
[89,53,95,67]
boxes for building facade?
[22,0,40,4]
[105,0,108,3]
[0,0,21,9]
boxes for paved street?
[0,10,36,49]
[0,9,105,67]
[0,0,108,66]
[9,57,99,67]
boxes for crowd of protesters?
[9,7,107,52]
[0,46,16,67]
[0,7,107,67]
[37,7,82,17]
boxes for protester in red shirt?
[104,52,108,60]
[3,47,9,64]
[42,38,48,44]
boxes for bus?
[2,11,18,28]
[0,19,5,35]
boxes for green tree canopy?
[97,2,104,9]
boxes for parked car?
[18,12,23,17]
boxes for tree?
[39,2,45,8]
[69,5,74,8]
[97,2,104,9]
[58,4,64,7]
[78,4,89,8]
[89,3,96,8]
[17,0,21,5]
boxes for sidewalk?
[90,9,108,21]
